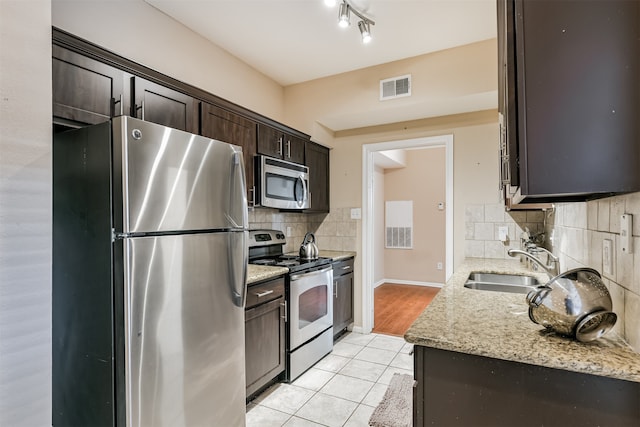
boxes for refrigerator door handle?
[228,230,248,308]
[225,150,249,229]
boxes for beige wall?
[0,1,52,425]
[383,148,446,284]
[283,38,497,138]
[324,111,499,328]
[51,0,285,122]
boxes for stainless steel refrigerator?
[53,116,248,426]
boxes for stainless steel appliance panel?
[257,155,310,210]
[289,266,334,350]
[124,232,247,427]
[114,116,248,233]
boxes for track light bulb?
[358,20,372,43]
[338,2,350,27]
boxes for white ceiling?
[145,0,497,86]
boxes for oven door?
[289,266,333,350]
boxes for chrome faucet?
[507,247,560,278]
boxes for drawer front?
[246,277,285,309]
[332,258,354,277]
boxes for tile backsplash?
[248,207,358,254]
[548,196,640,352]
[464,203,546,259]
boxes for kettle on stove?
[299,232,319,260]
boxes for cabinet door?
[333,272,354,337]
[256,123,283,159]
[53,45,126,126]
[305,141,330,213]
[201,103,257,205]
[283,135,305,164]
[245,296,286,398]
[511,0,640,198]
[132,77,196,133]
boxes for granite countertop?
[247,264,288,285]
[247,251,356,285]
[404,258,640,383]
[282,250,357,261]
[318,250,356,261]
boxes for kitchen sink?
[464,272,542,294]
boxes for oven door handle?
[289,265,333,281]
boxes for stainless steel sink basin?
[464,272,542,294]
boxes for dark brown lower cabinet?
[332,257,354,338]
[245,278,286,399]
[413,345,640,426]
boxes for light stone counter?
[318,250,356,261]
[283,250,356,261]
[247,264,288,285]
[404,258,640,383]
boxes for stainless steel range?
[248,229,334,382]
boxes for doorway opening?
[360,135,453,334]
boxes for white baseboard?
[378,279,444,288]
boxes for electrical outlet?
[350,208,362,220]
[437,262,443,270]
[286,226,292,237]
[603,239,613,275]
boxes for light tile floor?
[246,332,414,427]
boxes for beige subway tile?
[597,200,610,232]
[464,241,484,258]
[342,237,357,252]
[625,192,640,236]
[465,223,474,240]
[605,280,625,337]
[587,231,604,274]
[624,290,640,353]
[615,234,634,291]
[563,203,587,230]
[485,241,506,259]
[473,223,494,241]
[465,204,484,223]
[586,200,598,231]
[609,197,625,233]
[632,237,640,295]
[484,204,505,222]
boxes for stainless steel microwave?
[255,155,310,210]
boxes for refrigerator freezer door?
[124,232,247,427]
[113,116,248,234]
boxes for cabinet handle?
[135,100,145,121]
[112,94,124,117]
[286,140,291,159]
[249,186,256,207]
[281,301,287,322]
[277,136,283,156]
[255,289,274,298]
[334,280,338,298]
[341,266,351,270]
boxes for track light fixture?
[327,1,376,44]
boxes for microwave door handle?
[298,175,308,207]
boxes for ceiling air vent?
[380,74,411,101]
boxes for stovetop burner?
[248,229,332,273]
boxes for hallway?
[372,284,440,336]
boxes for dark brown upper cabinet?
[257,123,305,164]
[131,77,196,133]
[498,0,640,205]
[305,141,330,213]
[200,102,258,205]
[53,45,127,128]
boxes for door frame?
[360,135,453,334]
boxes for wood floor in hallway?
[372,283,440,337]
